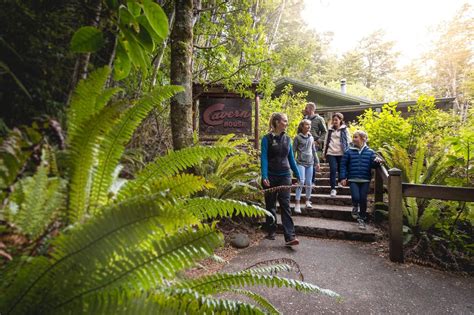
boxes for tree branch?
[205,58,271,86]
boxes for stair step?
[277,217,377,242]
[293,193,353,206]
[288,203,357,221]
[296,186,352,195]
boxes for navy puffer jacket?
[340,145,379,180]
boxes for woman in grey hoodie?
[293,119,320,213]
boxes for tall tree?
[170,0,194,149]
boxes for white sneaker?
[305,200,312,208]
[330,189,337,197]
[294,203,302,214]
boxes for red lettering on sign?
[202,103,251,126]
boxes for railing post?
[388,168,404,263]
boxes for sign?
[199,98,252,135]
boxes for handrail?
[385,167,474,264]
[402,183,474,202]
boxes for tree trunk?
[170,0,194,150]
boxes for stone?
[230,233,250,248]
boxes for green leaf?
[120,26,149,75]
[127,0,142,16]
[137,25,155,52]
[113,42,131,80]
[142,0,168,40]
[70,26,104,53]
[119,6,136,25]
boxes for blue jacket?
[261,133,300,180]
[340,145,379,181]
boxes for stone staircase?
[277,163,379,242]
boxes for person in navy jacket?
[261,113,301,246]
[339,130,382,230]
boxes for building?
[273,77,455,123]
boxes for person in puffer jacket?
[339,130,382,230]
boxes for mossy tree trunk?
[170,0,194,150]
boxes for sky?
[301,0,472,66]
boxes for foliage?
[260,84,308,138]
[0,68,338,313]
[354,102,411,150]
[194,134,261,203]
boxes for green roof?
[273,77,373,108]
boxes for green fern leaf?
[117,146,235,200]
[49,224,223,312]
[67,67,111,143]
[147,173,210,198]
[180,197,270,220]
[67,100,128,222]
[410,142,426,184]
[225,288,280,315]
[88,85,182,211]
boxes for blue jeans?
[263,175,296,242]
[327,155,342,189]
[295,164,313,201]
[349,181,370,220]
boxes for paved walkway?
[224,236,473,314]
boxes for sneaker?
[358,219,366,230]
[285,238,300,246]
[305,200,312,208]
[351,207,358,220]
[265,233,276,240]
[294,203,301,214]
[330,189,337,197]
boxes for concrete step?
[290,193,353,206]
[289,203,357,221]
[277,216,377,242]
[313,178,330,186]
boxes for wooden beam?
[388,168,404,263]
[402,184,474,202]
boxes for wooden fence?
[374,165,474,263]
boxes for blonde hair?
[268,112,287,132]
[297,119,312,134]
[353,130,368,142]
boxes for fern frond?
[411,142,426,184]
[67,100,128,222]
[117,146,235,200]
[88,85,182,212]
[244,258,304,281]
[67,67,111,143]
[74,288,266,315]
[4,164,66,239]
[6,193,198,314]
[48,225,224,312]
[225,288,280,315]
[174,271,340,298]
[148,173,210,198]
[94,87,123,113]
[180,197,270,220]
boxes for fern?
[410,141,426,184]
[117,146,235,200]
[88,85,183,212]
[67,67,112,144]
[225,288,280,315]
[67,100,128,222]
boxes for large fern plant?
[0,67,338,314]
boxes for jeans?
[327,155,342,189]
[349,181,370,220]
[295,164,313,201]
[263,175,296,242]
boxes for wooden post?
[374,168,384,208]
[254,93,260,150]
[388,168,404,263]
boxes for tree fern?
[117,146,235,200]
[88,85,183,212]
[67,67,112,144]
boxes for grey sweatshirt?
[293,133,320,167]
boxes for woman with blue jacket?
[339,130,382,230]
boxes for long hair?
[332,112,344,126]
[268,112,286,132]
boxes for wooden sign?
[199,97,252,135]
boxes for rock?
[230,233,250,248]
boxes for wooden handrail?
[402,183,474,202]
[385,167,474,264]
